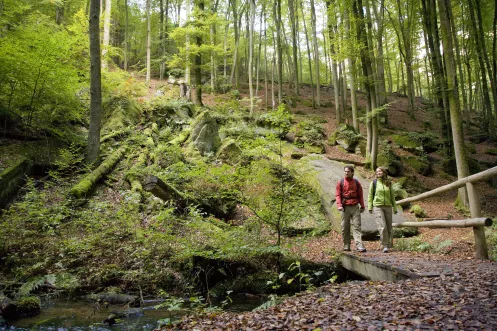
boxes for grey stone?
[190,111,221,155]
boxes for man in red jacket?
[335,165,366,252]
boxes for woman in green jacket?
[368,167,398,253]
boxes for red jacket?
[335,177,365,209]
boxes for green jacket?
[368,179,397,213]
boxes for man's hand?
[360,208,365,213]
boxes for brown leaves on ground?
[166,259,497,330]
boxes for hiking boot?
[343,246,351,251]
[357,247,367,252]
[383,247,389,253]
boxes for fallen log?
[393,217,492,228]
[70,147,126,198]
[168,129,190,146]
[397,166,497,205]
[143,175,190,205]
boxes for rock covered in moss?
[216,139,242,164]
[0,158,32,209]
[401,156,431,176]
[329,124,361,152]
[377,152,403,177]
[14,296,41,317]
[189,111,221,155]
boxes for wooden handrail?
[397,166,497,206]
[393,217,492,228]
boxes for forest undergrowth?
[1,76,497,328]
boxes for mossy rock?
[391,134,423,153]
[401,156,431,176]
[327,131,338,146]
[392,227,419,238]
[189,111,221,155]
[304,143,325,154]
[354,139,366,156]
[216,139,242,164]
[333,124,360,152]
[14,296,41,317]
[377,153,403,177]
[0,158,33,209]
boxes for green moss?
[15,296,41,315]
[70,147,126,198]
[401,156,431,176]
[327,132,338,146]
[391,134,422,151]
[409,204,427,218]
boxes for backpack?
[372,179,377,201]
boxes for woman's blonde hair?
[376,166,391,187]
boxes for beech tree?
[88,0,103,164]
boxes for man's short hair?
[344,165,355,173]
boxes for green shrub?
[409,205,426,218]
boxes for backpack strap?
[372,179,377,202]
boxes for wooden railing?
[395,166,497,260]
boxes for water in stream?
[2,295,267,330]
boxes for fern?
[15,274,57,299]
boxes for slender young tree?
[87,0,103,164]
[289,0,299,95]
[248,0,255,114]
[310,0,320,107]
[146,0,151,82]
[102,0,111,68]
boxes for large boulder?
[401,156,431,176]
[190,111,222,155]
[296,155,407,240]
[328,124,361,152]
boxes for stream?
[2,295,267,330]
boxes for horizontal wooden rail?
[393,217,492,228]
[397,166,497,206]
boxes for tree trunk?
[288,0,299,95]
[275,0,283,104]
[438,0,470,207]
[248,0,255,114]
[159,0,165,80]
[194,0,204,106]
[327,0,340,123]
[301,0,315,108]
[124,0,128,71]
[102,0,111,68]
[354,0,377,169]
[310,0,320,107]
[146,0,151,82]
[87,0,103,165]
[345,8,359,132]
